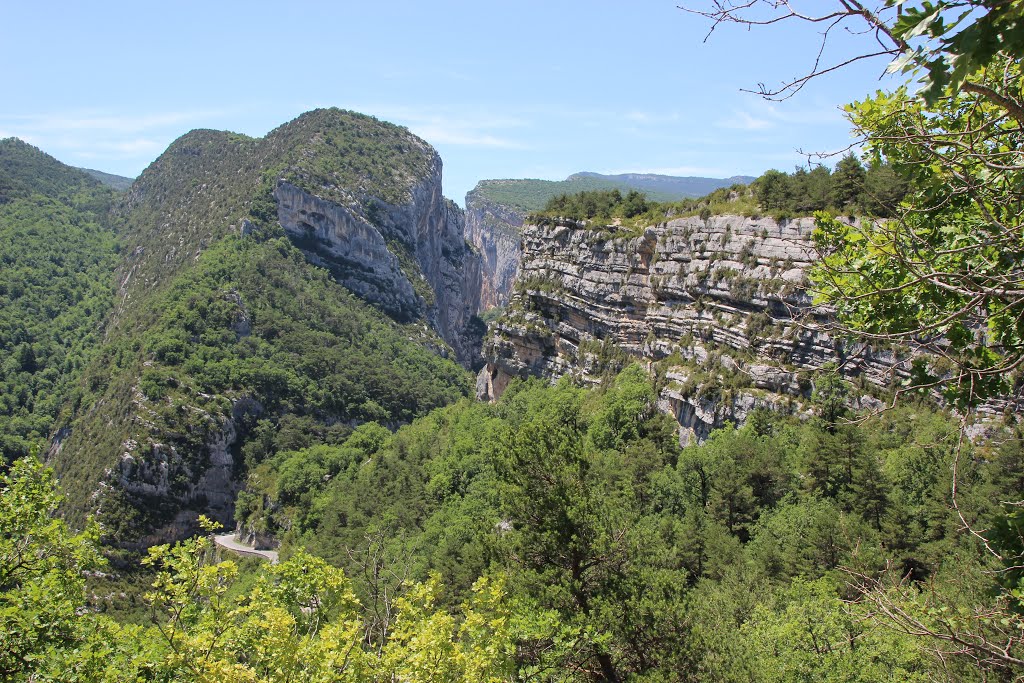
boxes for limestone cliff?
[479,215,900,443]
[464,187,524,310]
[273,151,482,364]
[274,180,420,320]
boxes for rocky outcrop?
[479,215,901,443]
[107,395,251,546]
[277,156,482,365]
[390,156,482,365]
[275,181,420,320]
[464,188,524,310]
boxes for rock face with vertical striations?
[274,180,420,321]
[464,186,525,311]
[478,215,902,444]
[272,152,483,364]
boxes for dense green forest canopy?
[5,367,1024,680]
[0,139,120,461]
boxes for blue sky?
[1,0,898,205]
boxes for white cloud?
[0,110,220,135]
[339,103,530,149]
[72,138,166,158]
[408,124,523,148]
[0,130,36,144]
[0,108,228,173]
[718,111,774,130]
[623,110,681,125]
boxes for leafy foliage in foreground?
[5,365,1024,680]
[812,57,1024,409]
[2,462,521,682]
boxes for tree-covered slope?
[0,138,113,205]
[190,367,1024,679]
[0,139,119,460]
[56,231,470,541]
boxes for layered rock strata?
[479,215,899,443]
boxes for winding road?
[213,533,279,564]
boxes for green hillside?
[6,366,1020,680]
[0,138,112,205]
[0,139,120,460]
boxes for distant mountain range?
[570,171,756,200]
[468,171,755,212]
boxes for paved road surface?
[213,533,279,564]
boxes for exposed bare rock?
[277,156,482,364]
[464,189,524,310]
[480,215,902,442]
[275,181,420,320]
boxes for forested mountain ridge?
[42,109,481,543]
[568,171,756,200]
[0,139,120,459]
[0,137,116,205]
[109,110,480,357]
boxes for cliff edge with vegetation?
[479,213,904,443]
